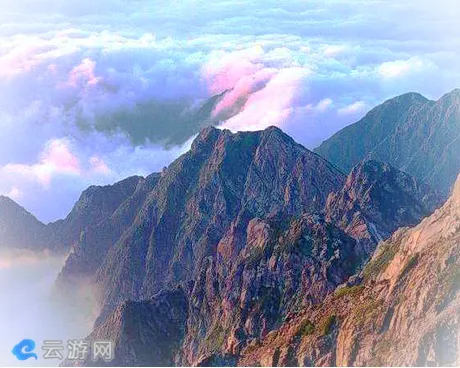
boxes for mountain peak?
[191,125,222,151]
[192,125,299,154]
[198,124,219,136]
[0,194,46,249]
[263,125,284,134]
[259,125,297,144]
[438,88,460,104]
[315,88,460,195]
[381,92,429,107]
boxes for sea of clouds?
[0,249,98,367]
[0,0,459,221]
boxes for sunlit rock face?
[56,126,445,367]
[240,175,460,367]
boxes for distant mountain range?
[316,89,460,196]
[0,175,146,254]
[0,195,47,250]
[1,89,459,367]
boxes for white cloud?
[338,100,367,116]
[6,186,22,201]
[0,0,459,220]
[378,57,427,79]
[1,139,81,188]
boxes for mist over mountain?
[1,0,460,365]
[2,0,460,224]
[0,250,98,367]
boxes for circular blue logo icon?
[12,339,38,361]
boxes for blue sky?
[0,0,459,222]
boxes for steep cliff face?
[93,127,346,314]
[60,126,444,367]
[57,174,160,284]
[179,214,360,365]
[315,89,460,196]
[239,175,460,367]
[1,122,446,367]
[48,175,144,249]
[326,160,442,255]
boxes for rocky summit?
[44,125,447,367]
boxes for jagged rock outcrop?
[57,174,160,284]
[49,176,144,247]
[315,89,460,196]
[60,126,443,367]
[239,175,460,367]
[325,160,442,255]
[1,123,445,367]
[93,127,346,316]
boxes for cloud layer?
[0,249,98,366]
[0,0,459,221]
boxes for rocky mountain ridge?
[54,126,444,367]
[315,89,460,196]
[238,174,460,367]
[0,175,146,253]
[0,195,47,249]
[78,166,460,367]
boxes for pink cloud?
[212,67,278,119]
[40,139,81,174]
[89,156,111,176]
[0,40,45,78]
[67,58,101,88]
[221,67,310,131]
[202,46,312,131]
[202,46,265,94]
[7,186,22,201]
[2,139,81,188]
